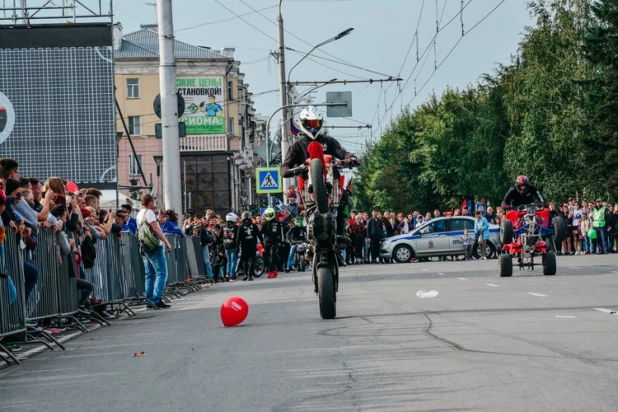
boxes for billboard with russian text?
[177,77,225,135]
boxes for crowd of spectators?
[1,157,125,353]
[3,152,616,351]
[341,201,617,264]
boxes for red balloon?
[66,181,79,194]
[220,296,249,327]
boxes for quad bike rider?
[286,216,308,273]
[498,176,565,277]
[260,207,285,279]
[501,176,546,209]
[236,211,264,281]
[281,105,359,319]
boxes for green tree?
[582,0,618,194]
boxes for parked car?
[380,216,502,263]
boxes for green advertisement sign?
[177,77,225,135]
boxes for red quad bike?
[499,204,566,277]
[286,141,358,319]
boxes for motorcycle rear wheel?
[317,266,336,319]
[310,158,329,214]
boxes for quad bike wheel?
[551,217,566,246]
[499,254,513,277]
[310,158,329,214]
[500,219,514,245]
[542,251,556,276]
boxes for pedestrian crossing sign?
[256,167,282,194]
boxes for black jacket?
[281,134,353,176]
[236,223,263,252]
[222,224,238,250]
[501,184,546,208]
[367,217,383,239]
[288,226,307,242]
[260,219,284,246]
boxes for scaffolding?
[0,0,113,24]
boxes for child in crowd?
[461,228,475,261]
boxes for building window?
[128,116,141,135]
[129,154,142,176]
[227,117,234,136]
[227,80,233,101]
[127,78,140,98]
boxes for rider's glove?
[282,169,295,178]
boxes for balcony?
[180,135,227,152]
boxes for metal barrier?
[25,228,60,322]
[1,228,209,367]
[83,236,111,303]
[0,233,27,365]
[165,234,180,286]
[186,236,208,280]
[163,234,198,296]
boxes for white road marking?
[416,290,439,298]
[593,308,618,315]
[485,284,499,287]
[569,267,581,270]
[457,278,467,280]
[437,273,445,276]
[555,316,575,319]
[528,292,548,297]
[421,269,428,272]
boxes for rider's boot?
[272,270,279,278]
[267,271,273,278]
[242,275,248,281]
[248,274,254,281]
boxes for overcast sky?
[114,0,535,152]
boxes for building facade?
[114,24,257,217]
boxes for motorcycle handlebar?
[283,158,359,177]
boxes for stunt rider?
[286,216,308,273]
[236,212,263,282]
[501,176,546,209]
[260,207,284,279]
[280,105,357,242]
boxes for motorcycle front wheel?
[317,266,336,319]
[253,257,265,278]
[310,158,329,214]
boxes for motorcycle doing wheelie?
[286,141,358,319]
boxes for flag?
[461,199,472,215]
[290,120,300,137]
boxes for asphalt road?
[2,254,617,411]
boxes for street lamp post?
[287,28,354,83]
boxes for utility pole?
[157,0,182,213]
[276,1,290,198]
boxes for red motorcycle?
[286,141,358,319]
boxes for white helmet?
[298,106,324,140]
[226,212,239,223]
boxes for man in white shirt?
[137,194,172,309]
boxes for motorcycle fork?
[311,250,339,294]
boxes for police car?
[380,216,502,263]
